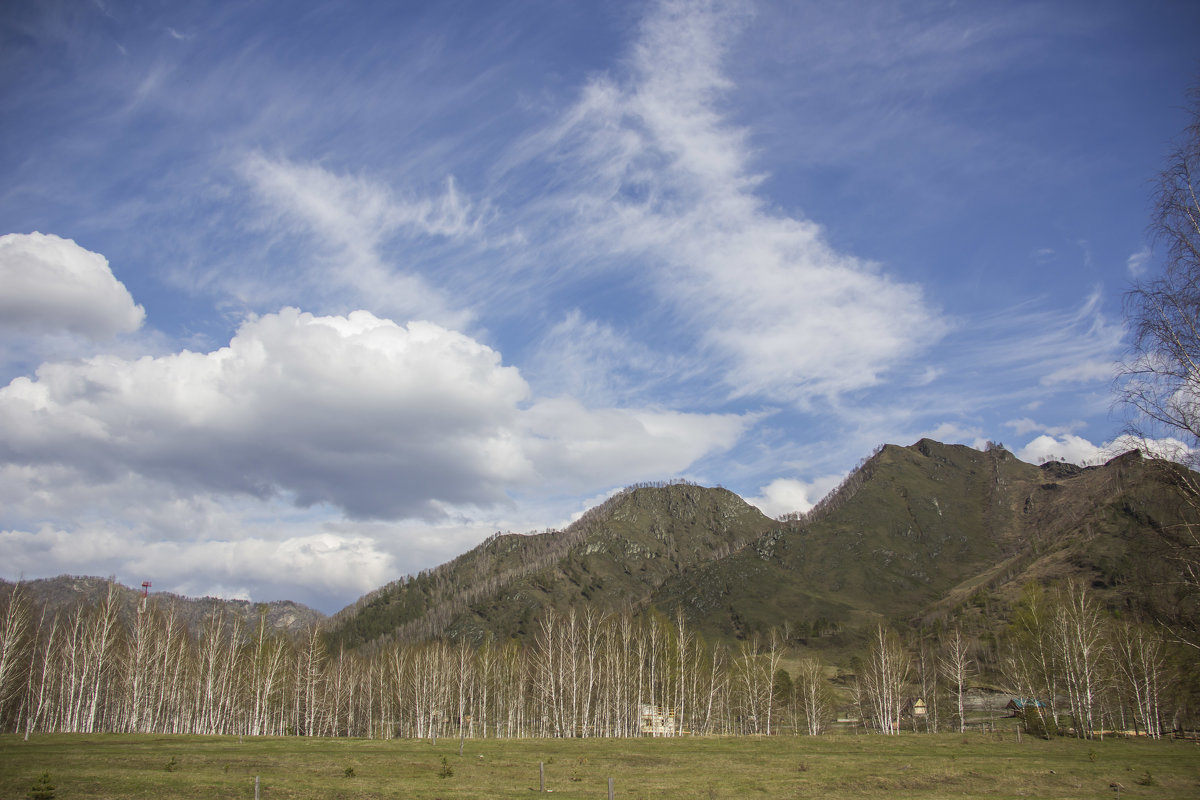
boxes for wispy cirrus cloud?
[1005,417,1086,438]
[927,290,1125,412]
[236,153,484,328]
[520,0,946,405]
[525,309,704,407]
[1126,245,1152,277]
[241,153,482,247]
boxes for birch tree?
[940,625,975,734]
[1111,619,1169,737]
[861,625,909,734]
[1004,582,1060,735]
[22,608,59,739]
[1117,84,1200,648]
[80,582,121,733]
[793,656,833,735]
[1053,581,1108,739]
[0,583,33,729]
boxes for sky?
[2,0,1198,613]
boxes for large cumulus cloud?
[0,232,145,339]
[0,307,747,521]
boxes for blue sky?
[2,0,1198,612]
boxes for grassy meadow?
[2,731,1198,799]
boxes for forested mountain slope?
[324,482,771,649]
[327,439,1198,651]
[656,440,1195,641]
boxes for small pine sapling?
[28,772,55,800]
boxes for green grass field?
[2,732,1198,799]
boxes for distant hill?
[0,575,325,635]
[325,440,1199,651]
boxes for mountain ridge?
[11,439,1195,653]
[324,438,1197,651]
[0,574,326,635]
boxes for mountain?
[653,440,1192,642]
[325,440,1199,651]
[325,482,771,649]
[1,575,325,635]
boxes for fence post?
[254,775,260,800]
[539,761,545,792]
[608,776,615,799]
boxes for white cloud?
[237,153,478,328]
[0,232,145,339]
[530,0,946,405]
[131,532,396,599]
[922,421,984,446]
[0,306,748,521]
[526,309,700,406]
[1016,434,1110,465]
[1005,417,1085,438]
[746,474,845,518]
[0,520,396,609]
[517,396,748,492]
[1015,432,1190,466]
[1127,245,1151,277]
[1040,359,1116,386]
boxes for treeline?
[860,580,1192,738]
[0,580,1191,739]
[0,583,794,739]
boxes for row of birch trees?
[0,579,1187,739]
[0,584,820,738]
